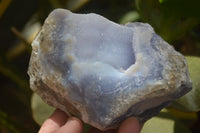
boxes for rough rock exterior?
[28,9,192,130]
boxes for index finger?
[118,117,141,133]
[39,109,68,133]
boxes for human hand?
[39,109,141,133]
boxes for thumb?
[118,117,141,133]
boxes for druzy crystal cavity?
[28,9,192,130]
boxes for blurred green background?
[0,0,200,132]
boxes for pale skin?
[39,109,142,133]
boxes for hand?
[39,109,141,133]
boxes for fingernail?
[67,117,83,126]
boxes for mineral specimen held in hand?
[28,9,192,130]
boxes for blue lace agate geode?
[28,9,192,130]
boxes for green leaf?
[119,11,140,24]
[141,117,175,133]
[172,56,200,112]
[160,0,200,18]
[136,0,200,42]
[66,0,90,11]
[141,109,191,133]
[0,110,20,133]
[166,107,198,120]
[31,93,55,125]
[158,0,168,4]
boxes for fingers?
[39,109,140,133]
[39,109,68,133]
[55,117,83,133]
[118,117,141,133]
[39,109,83,133]
[88,117,141,133]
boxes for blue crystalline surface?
[33,9,191,130]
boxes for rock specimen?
[28,9,192,130]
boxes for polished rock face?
[28,9,192,130]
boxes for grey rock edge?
[28,9,192,130]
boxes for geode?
[28,9,192,130]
